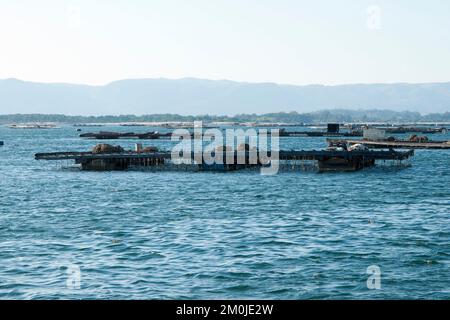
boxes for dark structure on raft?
[35,148,414,172]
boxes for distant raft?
[328,138,450,150]
[79,131,170,140]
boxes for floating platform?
[8,124,58,129]
[79,131,172,140]
[79,131,212,140]
[35,148,414,172]
[279,131,362,137]
[279,123,362,137]
[328,139,450,150]
[382,127,447,134]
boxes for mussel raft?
[35,144,415,172]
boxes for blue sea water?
[0,125,449,300]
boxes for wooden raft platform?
[383,127,447,134]
[35,149,414,172]
[328,139,450,150]
[79,131,172,140]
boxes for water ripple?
[0,126,449,299]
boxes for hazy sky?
[1,0,450,85]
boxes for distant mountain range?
[0,78,449,115]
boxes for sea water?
[0,125,449,299]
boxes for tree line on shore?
[0,109,449,124]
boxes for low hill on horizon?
[0,78,449,115]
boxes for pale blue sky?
[1,0,450,85]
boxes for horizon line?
[2,77,450,88]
